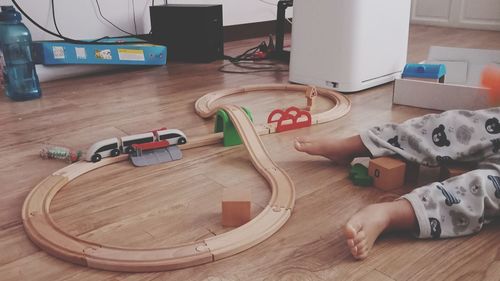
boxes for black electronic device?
[150,4,223,63]
[275,0,293,61]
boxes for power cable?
[49,0,109,43]
[95,0,135,36]
[11,0,147,45]
[50,0,62,36]
[132,0,138,35]
[218,61,288,74]
[219,36,288,74]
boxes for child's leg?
[345,165,500,260]
[296,107,500,165]
[402,167,500,239]
[294,135,371,164]
[360,107,500,166]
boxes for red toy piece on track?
[132,140,170,155]
[150,127,167,139]
[267,106,312,133]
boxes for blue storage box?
[33,37,166,66]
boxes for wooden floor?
[1,25,500,281]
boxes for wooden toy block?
[416,165,442,186]
[405,161,420,184]
[439,164,475,181]
[440,166,468,181]
[222,188,251,227]
[481,65,500,105]
[368,157,406,190]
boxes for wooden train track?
[195,84,351,135]
[22,84,350,272]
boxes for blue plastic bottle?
[0,6,41,101]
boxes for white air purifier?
[289,0,412,92]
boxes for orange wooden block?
[481,65,500,105]
[221,188,251,227]
[440,166,470,181]
[368,157,406,190]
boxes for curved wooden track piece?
[195,83,351,134]
[22,105,295,272]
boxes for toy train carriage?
[85,129,187,162]
[85,138,121,163]
[122,132,155,153]
[156,128,187,145]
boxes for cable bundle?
[219,35,289,74]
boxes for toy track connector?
[215,107,253,147]
[305,86,317,111]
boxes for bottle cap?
[0,6,22,22]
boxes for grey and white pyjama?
[360,107,500,239]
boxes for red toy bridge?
[267,106,312,133]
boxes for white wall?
[0,0,286,81]
[411,0,500,30]
[1,0,284,41]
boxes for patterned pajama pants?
[360,107,500,239]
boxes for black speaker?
[150,4,224,63]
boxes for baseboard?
[36,65,120,83]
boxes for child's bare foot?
[294,135,370,165]
[344,200,418,260]
[344,204,391,259]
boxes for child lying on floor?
[294,107,500,259]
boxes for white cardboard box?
[393,79,489,111]
[393,46,500,110]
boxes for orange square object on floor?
[368,157,406,190]
[222,188,251,227]
[440,166,469,181]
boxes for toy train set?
[85,128,187,162]
[23,84,352,272]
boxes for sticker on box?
[95,49,112,60]
[118,49,145,61]
[75,47,86,60]
[52,46,65,59]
